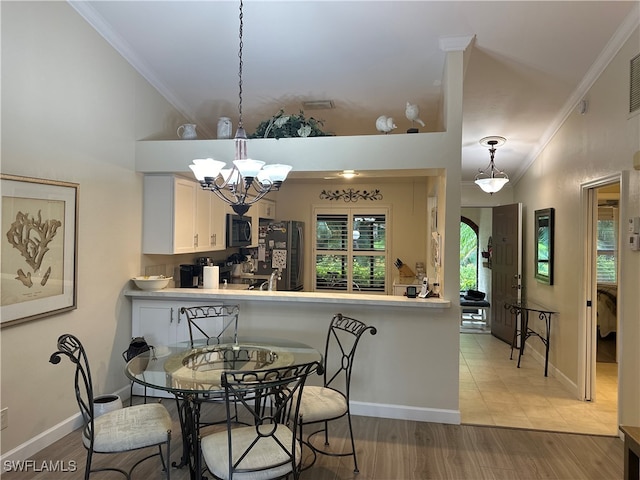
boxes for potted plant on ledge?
[250,109,330,139]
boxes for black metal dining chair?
[180,304,243,431]
[200,361,318,480]
[50,333,172,480]
[180,304,239,347]
[297,313,377,473]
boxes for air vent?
[302,100,334,110]
[631,53,640,113]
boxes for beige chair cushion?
[83,403,171,453]
[201,424,300,480]
[298,386,348,424]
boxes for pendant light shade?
[475,136,509,194]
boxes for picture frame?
[534,208,554,285]
[1,174,79,328]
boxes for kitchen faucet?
[260,268,282,291]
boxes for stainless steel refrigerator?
[255,220,304,291]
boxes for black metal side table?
[506,301,557,376]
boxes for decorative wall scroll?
[319,188,383,202]
[1,174,78,327]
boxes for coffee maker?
[179,264,200,288]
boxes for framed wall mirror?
[534,208,554,285]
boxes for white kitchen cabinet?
[130,299,189,398]
[143,175,227,254]
[143,175,197,254]
[209,196,227,250]
[132,299,189,346]
[194,187,212,252]
[131,298,230,398]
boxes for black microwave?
[226,214,252,247]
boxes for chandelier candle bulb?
[203,266,219,289]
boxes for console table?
[506,301,557,376]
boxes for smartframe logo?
[3,459,78,473]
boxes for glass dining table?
[125,336,322,480]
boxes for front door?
[491,203,523,343]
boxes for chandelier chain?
[188,0,292,216]
[237,0,244,128]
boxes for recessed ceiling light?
[340,170,358,179]
[302,100,335,110]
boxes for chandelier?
[189,0,292,216]
[475,136,508,194]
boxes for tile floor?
[460,331,618,436]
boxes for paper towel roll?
[203,266,219,289]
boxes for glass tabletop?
[125,336,322,396]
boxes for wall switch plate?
[629,217,640,234]
[1,407,7,430]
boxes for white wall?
[0,2,186,455]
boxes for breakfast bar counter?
[124,286,459,426]
[124,287,451,309]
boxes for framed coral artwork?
[1,174,78,327]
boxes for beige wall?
[513,27,640,425]
[274,178,430,292]
[1,1,466,460]
[1,2,186,454]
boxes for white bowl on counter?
[132,275,172,290]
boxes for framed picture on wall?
[534,208,554,285]
[1,174,79,328]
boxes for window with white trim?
[597,206,618,283]
[313,207,388,293]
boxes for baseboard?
[519,346,579,398]
[351,400,460,425]
[2,386,458,462]
[0,386,130,463]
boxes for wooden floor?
[2,398,624,480]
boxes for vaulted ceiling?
[71,1,639,184]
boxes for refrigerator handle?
[297,224,304,284]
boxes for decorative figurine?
[376,115,397,134]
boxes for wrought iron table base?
[508,303,556,377]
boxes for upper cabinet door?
[143,174,230,254]
[194,187,212,252]
[143,175,197,254]
[210,196,227,251]
[174,178,198,253]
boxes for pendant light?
[189,0,292,216]
[475,136,508,194]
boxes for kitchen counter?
[127,284,457,425]
[125,287,451,309]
